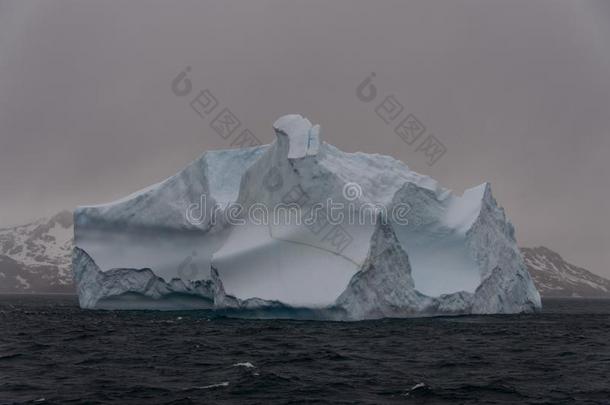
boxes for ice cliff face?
[73,114,541,318]
[335,218,433,319]
[466,185,541,313]
[73,247,282,311]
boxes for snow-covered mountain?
[0,211,73,293]
[72,114,542,318]
[521,246,610,298]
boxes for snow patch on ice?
[273,114,319,158]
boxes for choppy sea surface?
[0,295,609,404]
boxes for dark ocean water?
[0,295,609,405]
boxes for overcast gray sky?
[0,0,609,276]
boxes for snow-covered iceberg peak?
[273,114,320,159]
[72,113,541,318]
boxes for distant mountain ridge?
[0,212,608,298]
[0,211,73,293]
[521,246,610,298]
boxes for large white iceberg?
[73,114,541,319]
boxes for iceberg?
[73,114,541,319]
